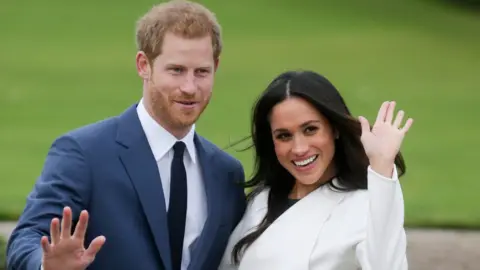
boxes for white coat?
[218,166,408,270]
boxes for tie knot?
[173,141,186,159]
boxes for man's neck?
[143,102,192,140]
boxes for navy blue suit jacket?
[6,104,247,270]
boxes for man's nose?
[180,75,197,95]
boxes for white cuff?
[367,164,399,182]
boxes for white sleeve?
[355,165,408,270]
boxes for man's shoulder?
[53,113,122,151]
[70,116,118,138]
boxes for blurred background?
[1,0,479,268]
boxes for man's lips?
[174,100,198,104]
[174,101,198,108]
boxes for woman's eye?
[304,126,318,134]
[276,133,291,141]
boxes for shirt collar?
[136,99,197,163]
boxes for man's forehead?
[162,33,213,50]
[159,45,213,62]
[156,50,215,67]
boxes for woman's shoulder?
[245,187,270,212]
[327,179,370,216]
[229,187,270,237]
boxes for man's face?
[136,32,217,138]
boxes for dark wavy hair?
[229,70,407,264]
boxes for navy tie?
[168,141,187,270]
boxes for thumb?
[84,236,106,261]
[358,116,371,136]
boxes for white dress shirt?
[137,99,207,270]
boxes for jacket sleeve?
[6,135,92,270]
[355,165,408,270]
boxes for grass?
[0,0,479,228]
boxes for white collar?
[136,99,197,163]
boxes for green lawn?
[1,0,479,228]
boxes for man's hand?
[40,207,106,270]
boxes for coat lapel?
[188,135,226,270]
[239,183,347,270]
[116,104,172,270]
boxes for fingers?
[50,217,61,245]
[393,110,404,128]
[358,116,371,136]
[378,101,413,132]
[61,207,73,239]
[375,101,389,123]
[401,118,414,133]
[385,101,396,124]
[40,236,51,254]
[390,105,413,132]
[73,210,89,241]
[84,236,106,259]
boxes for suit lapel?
[116,104,172,270]
[188,135,225,270]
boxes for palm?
[41,207,105,270]
[358,101,413,163]
[43,239,91,270]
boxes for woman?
[219,70,412,270]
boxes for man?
[6,1,247,270]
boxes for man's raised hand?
[40,207,106,270]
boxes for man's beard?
[149,89,208,130]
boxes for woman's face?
[269,97,337,196]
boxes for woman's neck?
[289,165,337,199]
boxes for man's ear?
[136,51,151,80]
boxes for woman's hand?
[358,101,413,178]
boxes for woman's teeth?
[293,155,318,167]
